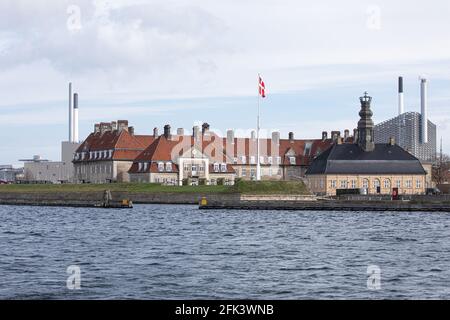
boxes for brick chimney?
[322,131,327,141]
[94,123,100,134]
[344,129,349,141]
[331,131,340,142]
[272,131,280,146]
[117,120,129,132]
[289,132,294,143]
[164,124,171,139]
[177,128,184,136]
[111,121,118,131]
[129,126,134,136]
[202,122,210,135]
[251,130,256,140]
[153,127,159,138]
[227,129,235,145]
[193,126,200,140]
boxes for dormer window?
[109,150,113,158]
[143,163,148,171]
[138,163,143,171]
[213,163,219,172]
[241,156,246,164]
[165,162,172,172]
[289,156,296,165]
[276,156,281,164]
[158,162,164,172]
[268,157,273,164]
[221,163,227,172]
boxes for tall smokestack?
[398,76,404,115]
[68,83,73,142]
[73,93,79,143]
[420,77,428,143]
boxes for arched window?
[374,179,381,189]
[362,179,369,189]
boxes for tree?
[432,153,450,185]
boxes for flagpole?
[256,73,261,181]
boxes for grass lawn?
[0,180,310,195]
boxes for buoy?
[200,197,208,206]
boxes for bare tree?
[432,153,450,185]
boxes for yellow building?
[306,93,427,196]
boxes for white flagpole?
[256,74,261,181]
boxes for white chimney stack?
[68,82,73,142]
[73,93,79,143]
[398,76,404,115]
[420,77,428,144]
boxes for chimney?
[129,126,134,136]
[353,128,358,143]
[111,121,118,131]
[289,132,294,142]
[68,83,73,142]
[251,130,256,140]
[272,131,280,146]
[202,122,210,135]
[117,120,129,132]
[153,127,159,138]
[94,123,100,134]
[164,124,171,139]
[344,129,349,141]
[193,126,200,140]
[73,93,79,143]
[389,136,395,146]
[337,137,343,145]
[398,76,404,115]
[177,128,184,136]
[100,122,112,134]
[331,131,340,142]
[322,131,328,141]
[227,129,235,145]
[420,77,428,143]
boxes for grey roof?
[306,143,426,175]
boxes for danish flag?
[258,75,266,98]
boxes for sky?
[0,0,449,166]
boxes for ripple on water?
[0,204,449,299]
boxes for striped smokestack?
[73,93,79,143]
[398,76,404,115]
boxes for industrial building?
[306,92,427,196]
[0,165,24,183]
[374,77,437,163]
[20,83,81,183]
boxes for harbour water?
[0,204,449,299]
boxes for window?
[405,180,412,188]
[221,163,227,172]
[330,180,337,188]
[340,180,347,189]
[396,180,401,188]
[241,156,246,164]
[304,142,312,156]
[250,168,256,178]
[158,162,164,172]
[351,180,356,189]
[416,179,422,189]
[233,157,238,164]
[109,150,113,158]
[165,162,172,172]
[138,163,143,171]
[374,179,380,189]
[250,156,255,164]
[362,179,369,189]
[143,163,148,171]
[319,180,324,189]
[268,157,273,165]
[241,168,247,177]
[213,163,219,172]
[184,164,190,171]
[384,179,391,189]
[276,156,281,164]
[289,156,296,165]
[260,156,265,164]
[268,168,272,176]
[199,165,204,172]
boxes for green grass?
[0,180,309,194]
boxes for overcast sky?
[1,0,450,165]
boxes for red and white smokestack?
[73,93,79,143]
[398,76,404,115]
[420,77,428,143]
[68,82,73,142]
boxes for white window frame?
[158,162,164,172]
[213,163,219,172]
[289,156,296,165]
[166,162,172,172]
[221,163,227,172]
